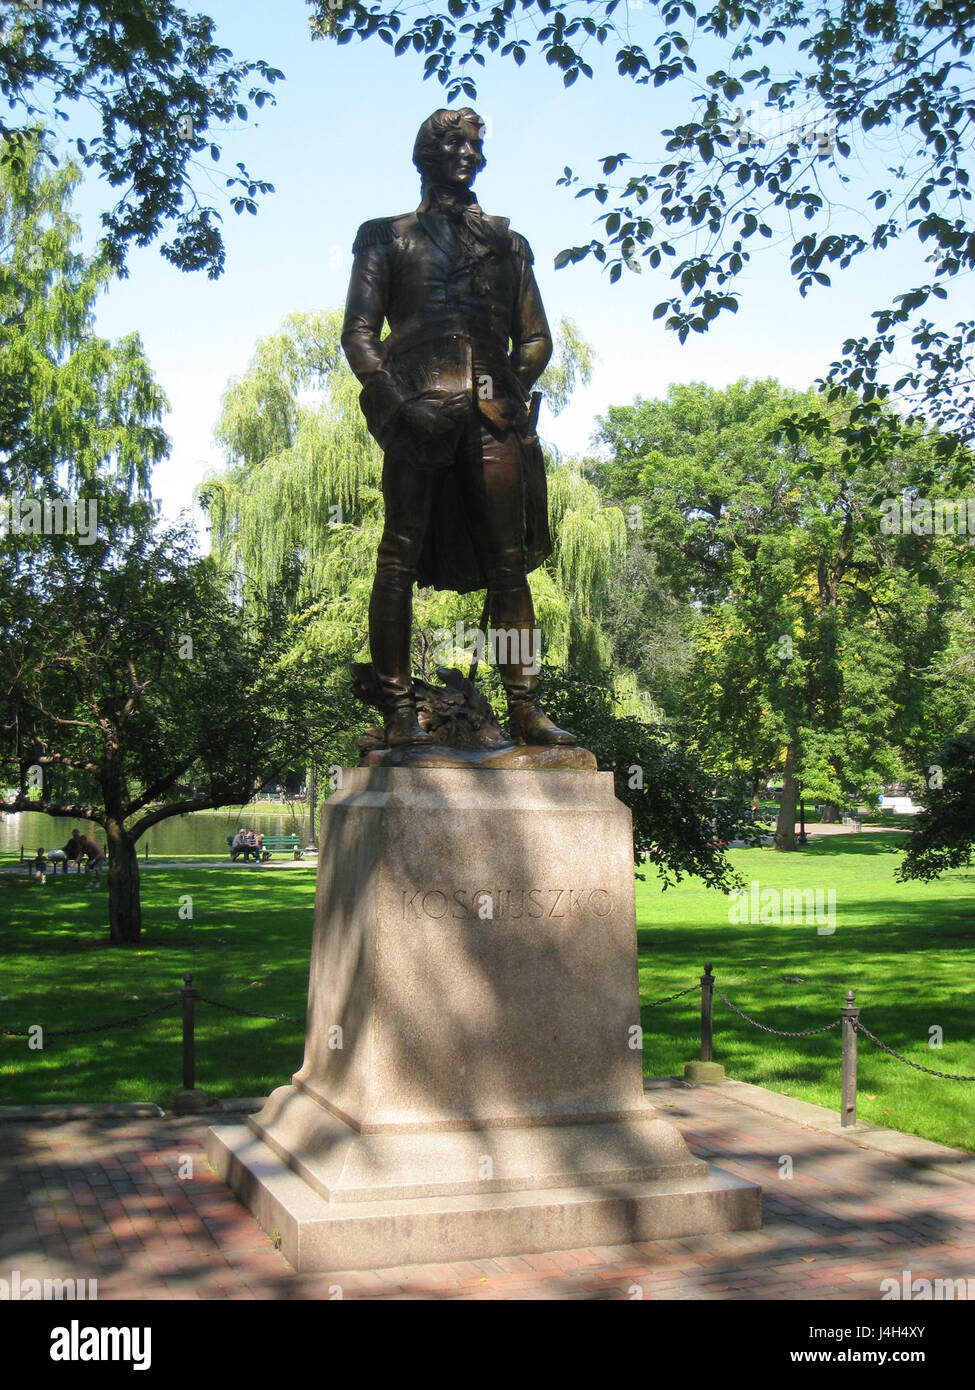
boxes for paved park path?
[2,1077,974,1301]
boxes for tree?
[317,1,975,456]
[592,530,700,721]
[0,2,282,276]
[537,666,758,890]
[201,307,396,836]
[1,508,333,943]
[898,734,975,882]
[911,559,975,762]
[591,378,969,848]
[0,127,168,499]
[0,132,324,943]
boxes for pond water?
[0,808,315,861]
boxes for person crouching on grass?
[75,831,107,887]
[31,848,49,883]
[85,850,107,888]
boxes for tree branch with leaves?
[317,0,975,458]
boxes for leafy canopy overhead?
[316,1,975,453]
[0,0,284,277]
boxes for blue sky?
[65,1,941,525]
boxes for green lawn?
[636,833,975,1152]
[0,866,318,1106]
[1,833,973,1152]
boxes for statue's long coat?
[341,202,554,595]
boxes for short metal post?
[144,842,149,862]
[841,987,859,1127]
[181,973,196,1093]
[684,961,725,1083]
[701,962,714,1063]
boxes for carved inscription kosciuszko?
[402,888,613,921]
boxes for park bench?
[227,834,305,862]
[19,845,81,874]
[258,834,305,861]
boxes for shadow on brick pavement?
[2,1080,973,1300]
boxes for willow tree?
[200,309,624,809]
[545,464,627,672]
[1,128,168,501]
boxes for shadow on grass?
[800,834,909,855]
[0,868,316,1105]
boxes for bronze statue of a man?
[341,107,575,749]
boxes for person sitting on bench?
[47,847,69,872]
[229,829,261,862]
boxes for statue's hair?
[412,108,487,185]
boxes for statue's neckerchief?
[422,183,505,296]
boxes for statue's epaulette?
[351,216,407,254]
[508,230,534,264]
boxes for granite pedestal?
[207,766,761,1270]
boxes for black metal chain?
[645,983,701,1008]
[713,986,842,1038]
[194,993,301,1025]
[0,998,180,1039]
[854,1019,975,1081]
[10,980,971,1091]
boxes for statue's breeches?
[369,411,537,703]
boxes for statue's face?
[431,119,484,189]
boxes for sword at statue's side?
[467,389,544,686]
[527,388,542,437]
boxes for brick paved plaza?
[2,1077,974,1301]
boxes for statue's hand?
[400,392,470,436]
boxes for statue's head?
[413,107,486,192]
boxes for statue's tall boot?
[507,680,577,746]
[491,590,576,747]
[369,607,434,749]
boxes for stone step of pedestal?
[207,1123,761,1273]
[248,1085,707,1203]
